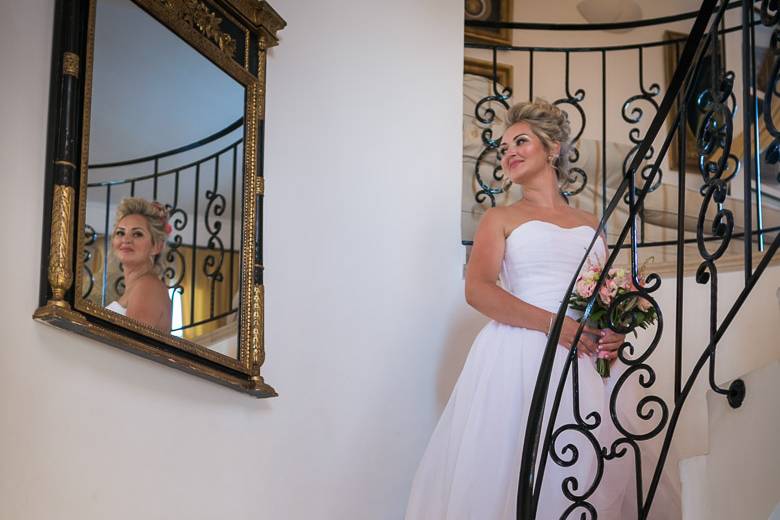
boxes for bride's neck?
[123,263,155,285]
[521,180,567,209]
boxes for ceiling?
[509,0,702,25]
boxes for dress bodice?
[500,219,605,315]
[105,300,127,316]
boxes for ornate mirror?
[34,0,285,397]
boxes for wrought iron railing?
[463,1,780,252]
[466,1,780,518]
[83,118,244,338]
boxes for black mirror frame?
[33,0,285,398]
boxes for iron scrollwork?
[473,50,513,207]
[622,47,664,207]
[760,7,780,182]
[204,188,226,317]
[554,52,587,197]
[82,224,97,299]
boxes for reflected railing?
[83,118,244,340]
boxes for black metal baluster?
[102,184,111,307]
[601,50,607,226]
[555,51,587,197]
[473,45,512,208]
[153,157,159,200]
[750,6,765,252]
[190,164,199,327]
[674,49,685,400]
[204,155,226,321]
[229,145,237,311]
[528,49,534,101]
[742,0,755,281]
[82,225,96,299]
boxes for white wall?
[680,361,780,520]
[0,1,473,519]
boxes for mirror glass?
[83,0,245,359]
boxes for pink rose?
[598,277,618,305]
[576,277,596,298]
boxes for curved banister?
[86,138,242,188]
[89,116,243,169]
[516,1,726,518]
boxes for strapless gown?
[405,220,681,520]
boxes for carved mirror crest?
[34,0,285,397]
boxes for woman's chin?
[117,255,142,269]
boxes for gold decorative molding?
[255,176,264,195]
[252,284,264,366]
[48,185,75,307]
[257,37,267,119]
[239,82,259,367]
[225,0,285,45]
[62,52,80,78]
[159,0,237,57]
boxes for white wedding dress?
[405,220,681,520]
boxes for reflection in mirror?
[83,0,244,358]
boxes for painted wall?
[1,1,778,519]
[680,361,780,519]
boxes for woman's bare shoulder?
[482,204,532,236]
[479,206,513,232]
[130,275,169,302]
[569,206,600,230]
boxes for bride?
[405,99,681,519]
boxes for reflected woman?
[106,197,172,333]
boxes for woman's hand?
[597,329,627,361]
[557,317,601,357]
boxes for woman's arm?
[465,209,549,332]
[465,209,599,354]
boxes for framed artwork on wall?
[463,56,513,91]
[465,0,513,47]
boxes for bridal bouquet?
[568,260,657,377]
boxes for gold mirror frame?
[33,0,285,397]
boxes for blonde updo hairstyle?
[112,197,169,274]
[505,98,571,180]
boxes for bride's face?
[112,214,161,269]
[499,122,557,185]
